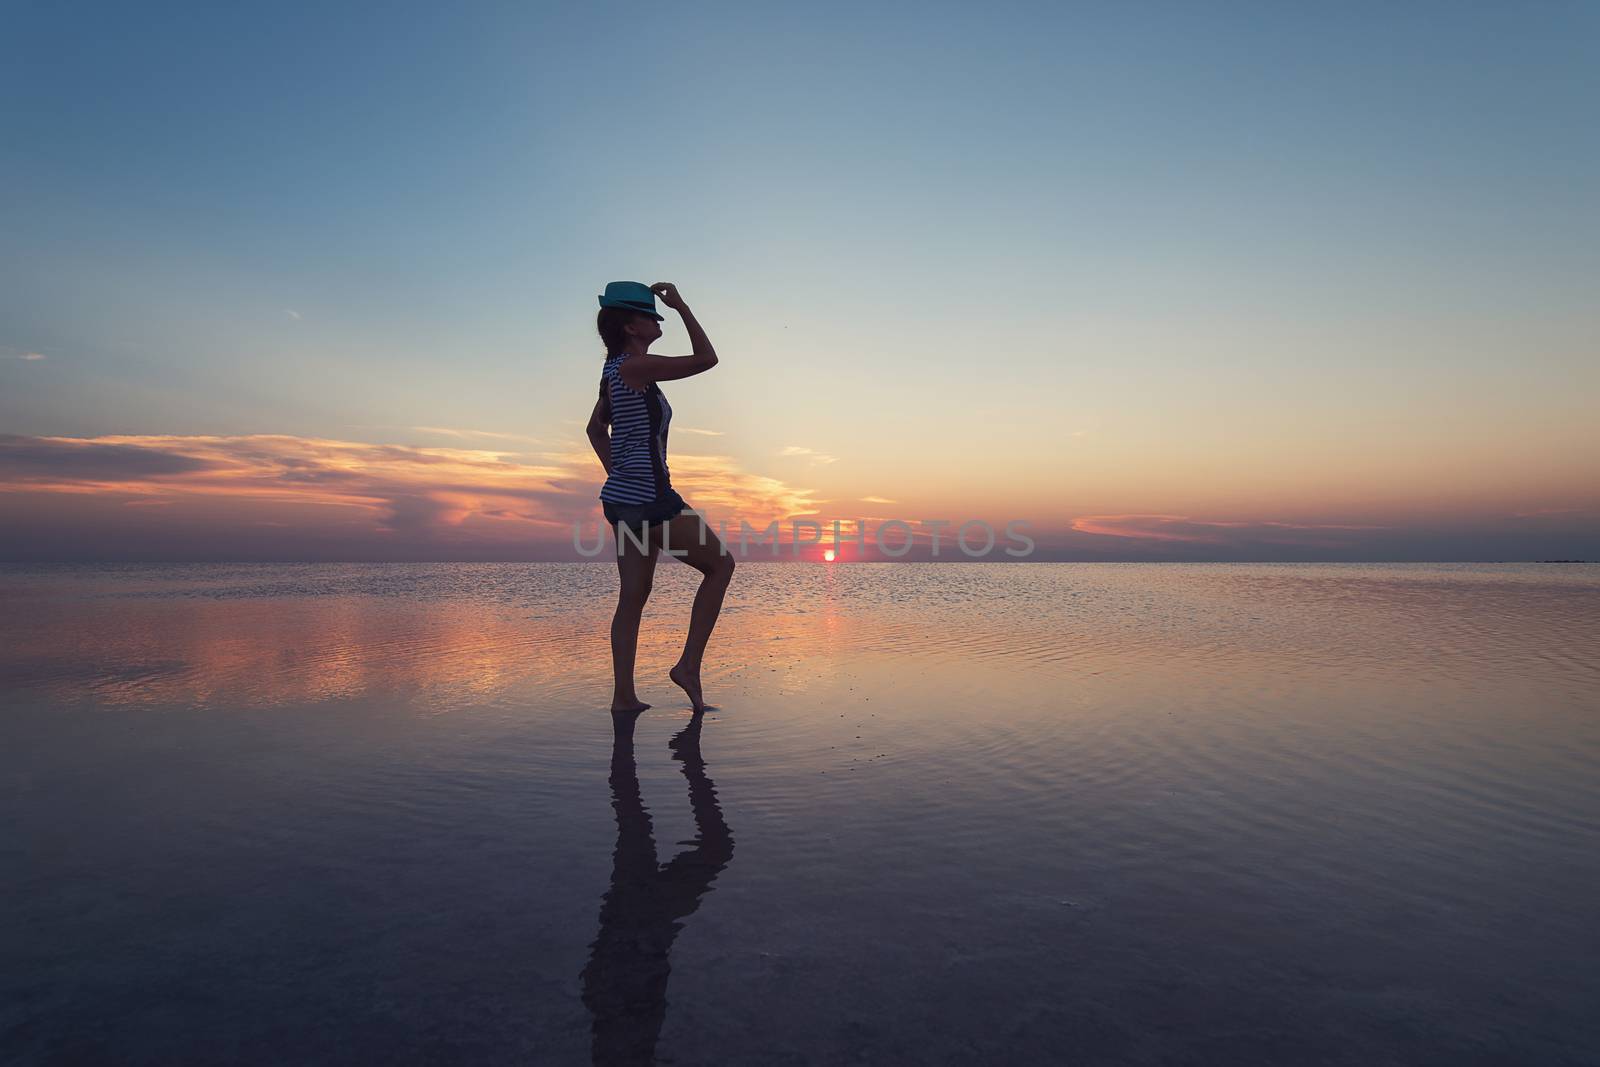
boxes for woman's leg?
[664,511,735,711]
[611,526,661,711]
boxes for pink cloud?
[0,433,822,559]
[1070,513,1389,546]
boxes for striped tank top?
[598,352,673,505]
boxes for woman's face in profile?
[628,314,663,346]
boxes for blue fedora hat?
[597,280,664,321]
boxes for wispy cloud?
[0,433,823,557]
[675,426,724,436]
[1511,507,1594,518]
[780,445,837,465]
[284,309,302,321]
[3,351,46,361]
[411,426,546,445]
[0,434,218,480]
[860,496,897,504]
[1070,514,1389,546]
[670,453,824,519]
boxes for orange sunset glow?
[1,429,1596,561]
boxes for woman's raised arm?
[618,284,718,390]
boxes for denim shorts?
[602,487,688,540]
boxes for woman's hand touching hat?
[650,282,687,312]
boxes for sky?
[2,0,1597,562]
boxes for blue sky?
[2,1,1597,560]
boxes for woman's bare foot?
[669,663,713,711]
[610,699,651,713]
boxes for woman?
[587,281,735,714]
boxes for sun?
[823,549,836,562]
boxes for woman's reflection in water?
[581,710,735,1065]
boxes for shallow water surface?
[4,562,1599,1064]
